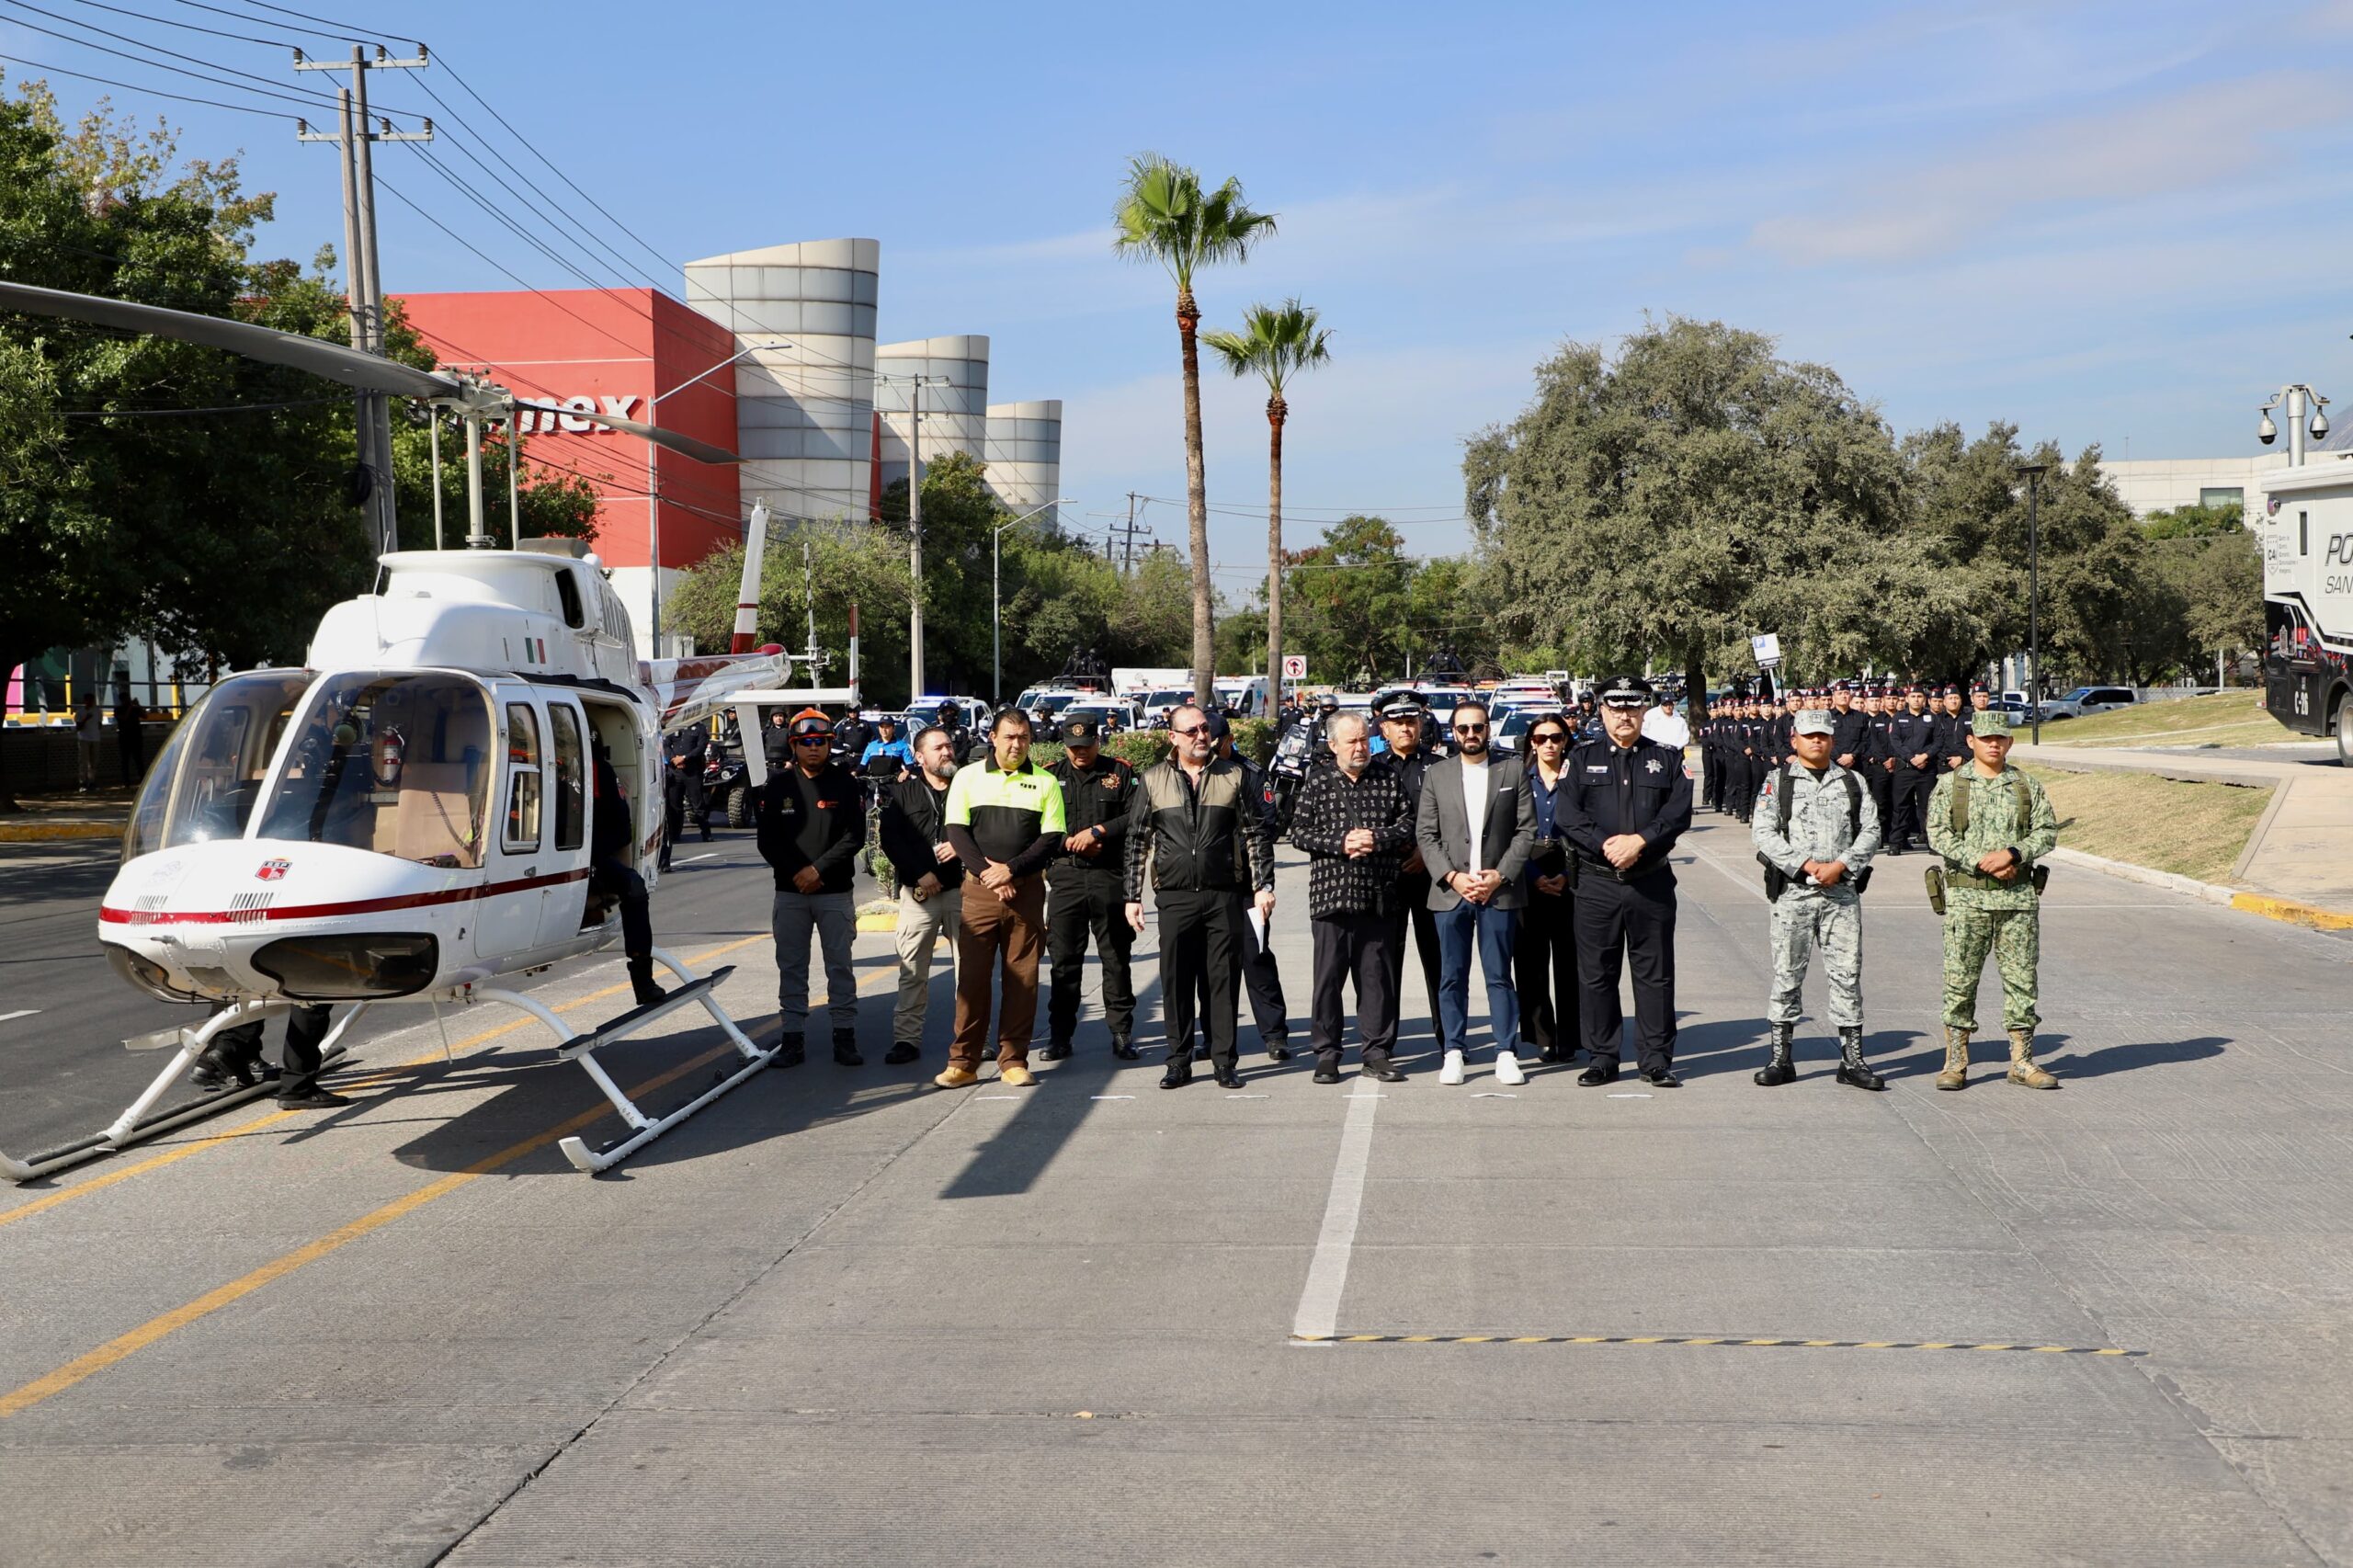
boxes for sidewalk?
[0,792,131,843]
[2014,742,2353,920]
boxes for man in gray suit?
[1415,701,1537,1085]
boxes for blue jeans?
[1435,900,1521,1057]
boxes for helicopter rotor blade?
[510,401,744,466]
[0,278,464,400]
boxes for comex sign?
[515,395,642,435]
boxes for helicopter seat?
[375,761,482,867]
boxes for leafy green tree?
[667,517,915,699]
[1113,153,1277,705]
[0,80,593,807]
[1465,318,1911,711]
[1202,298,1331,715]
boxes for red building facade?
[395,288,743,585]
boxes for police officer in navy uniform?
[1041,714,1139,1060]
[1888,684,1939,853]
[1557,675,1694,1087]
[1863,685,1900,852]
[659,722,708,870]
[1698,699,1722,813]
[1830,680,1871,779]
[1373,695,1446,1033]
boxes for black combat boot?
[769,1030,804,1069]
[1754,1022,1797,1086]
[1835,1026,1884,1091]
[628,957,668,1009]
[833,1028,864,1067]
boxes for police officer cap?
[1971,709,2014,737]
[1379,697,1424,721]
[1830,679,1853,692]
[1791,710,1836,736]
[1597,675,1652,709]
[1199,710,1233,740]
[1061,716,1100,744]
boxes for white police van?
[2261,459,2353,764]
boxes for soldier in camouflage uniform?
[1926,709,2061,1090]
[1750,709,1884,1089]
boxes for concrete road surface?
[2,812,2349,1566]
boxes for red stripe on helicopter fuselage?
[99,867,592,926]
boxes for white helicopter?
[0,278,794,1181]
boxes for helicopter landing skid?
[471,948,768,1175]
[0,999,370,1186]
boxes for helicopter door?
[537,698,592,947]
[477,695,549,962]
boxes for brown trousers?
[950,874,1047,1069]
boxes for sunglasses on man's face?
[1453,723,1487,735]
[1171,723,1206,737]
[793,735,831,745]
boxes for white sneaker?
[1495,1051,1527,1087]
[1439,1050,1465,1085]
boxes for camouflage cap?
[1970,709,2014,737]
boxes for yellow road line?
[0,935,769,1231]
[0,960,898,1419]
[1290,1333,2147,1357]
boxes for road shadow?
[382,957,910,1178]
[2046,1034,2226,1079]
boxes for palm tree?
[1113,153,1278,704]
[1202,300,1331,723]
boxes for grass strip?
[2022,765,2272,885]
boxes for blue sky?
[11,0,2353,589]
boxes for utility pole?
[1108,492,1152,575]
[908,375,924,699]
[883,371,947,698]
[296,44,430,556]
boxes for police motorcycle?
[0,278,792,1183]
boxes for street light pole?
[645,342,777,655]
[992,498,1075,703]
[2017,462,2047,744]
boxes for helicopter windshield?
[123,669,319,862]
[255,672,494,869]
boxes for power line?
[63,0,292,49]
[200,0,411,48]
[0,0,426,118]
[0,48,290,117]
[432,53,676,280]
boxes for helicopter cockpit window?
[256,672,493,869]
[123,669,318,862]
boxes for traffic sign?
[1281,654,1307,680]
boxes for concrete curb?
[0,821,122,843]
[2044,846,2353,931]
[2043,846,2234,906]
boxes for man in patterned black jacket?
[1289,711,1415,1084]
